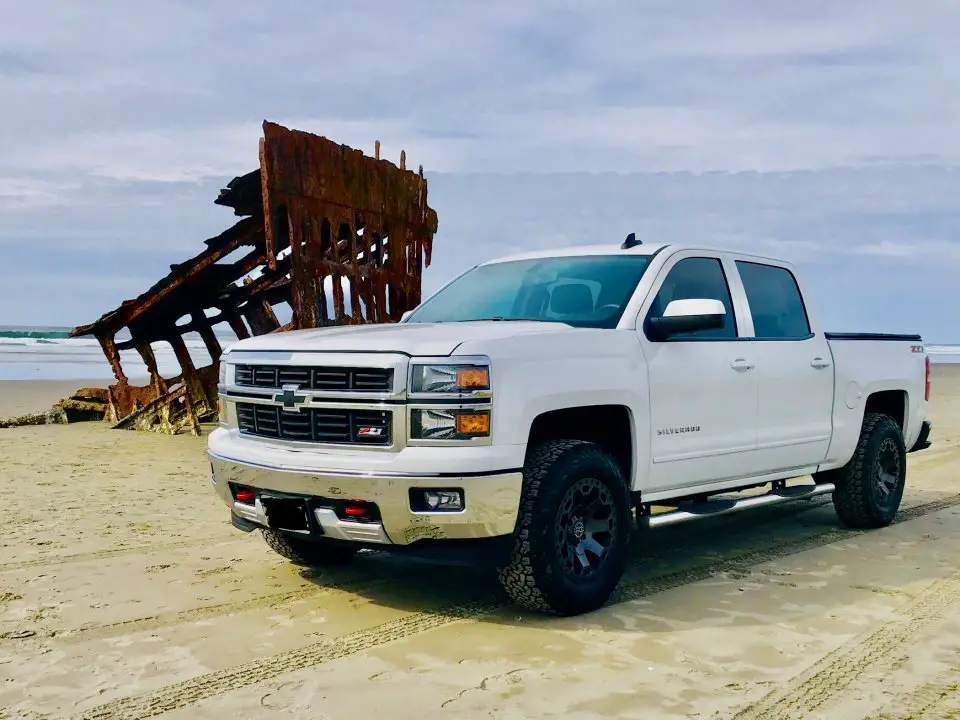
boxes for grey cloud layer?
[0,0,957,338]
[2,0,959,182]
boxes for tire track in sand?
[730,579,960,718]
[868,662,960,719]
[14,574,389,645]
[0,536,230,573]
[72,492,960,720]
[9,497,831,647]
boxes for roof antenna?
[621,232,642,250]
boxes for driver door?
[638,253,760,494]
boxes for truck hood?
[225,321,582,357]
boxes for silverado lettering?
[657,426,701,436]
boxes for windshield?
[405,255,653,329]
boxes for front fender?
[488,356,650,490]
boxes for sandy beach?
[0,367,958,719]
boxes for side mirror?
[400,310,414,323]
[647,298,726,341]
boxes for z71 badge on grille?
[357,427,384,437]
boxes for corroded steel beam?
[70,121,437,435]
[259,121,438,328]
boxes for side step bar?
[639,482,836,529]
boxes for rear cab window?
[735,261,811,339]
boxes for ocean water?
[0,326,239,382]
[1,325,958,382]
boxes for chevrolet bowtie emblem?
[273,385,309,411]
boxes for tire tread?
[497,439,630,616]
[829,413,906,529]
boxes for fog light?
[423,490,463,511]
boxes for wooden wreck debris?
[0,387,108,429]
[69,121,438,435]
[60,387,110,422]
[0,407,66,429]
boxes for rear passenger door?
[638,252,760,493]
[733,260,834,472]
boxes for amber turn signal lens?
[217,397,226,423]
[455,412,490,435]
[455,367,490,389]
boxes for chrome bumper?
[208,451,523,546]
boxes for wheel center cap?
[572,517,586,539]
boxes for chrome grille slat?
[234,364,392,393]
[236,402,390,445]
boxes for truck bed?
[819,332,928,472]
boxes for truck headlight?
[411,364,490,393]
[410,409,490,440]
[219,362,227,384]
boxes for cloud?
[853,239,960,260]
[3,0,960,183]
[0,0,957,341]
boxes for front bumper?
[209,451,523,546]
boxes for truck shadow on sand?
[297,487,960,634]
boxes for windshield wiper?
[420,317,561,324]
[488,317,555,322]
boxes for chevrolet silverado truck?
[208,237,933,616]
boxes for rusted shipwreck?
[70,121,438,435]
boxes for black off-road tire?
[261,529,359,566]
[497,439,632,616]
[818,413,906,529]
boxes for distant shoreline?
[0,326,239,341]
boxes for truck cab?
[209,240,932,616]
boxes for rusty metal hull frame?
[70,121,438,435]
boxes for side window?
[735,261,811,339]
[647,257,737,339]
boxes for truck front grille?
[235,403,391,445]
[234,365,393,393]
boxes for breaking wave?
[0,330,72,340]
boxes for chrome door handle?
[811,357,831,369]
[730,358,755,371]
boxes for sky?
[1,0,958,341]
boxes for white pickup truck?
[208,238,933,616]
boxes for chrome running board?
[640,483,836,529]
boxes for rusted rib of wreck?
[70,121,438,435]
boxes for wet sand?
[0,367,958,719]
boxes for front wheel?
[497,440,632,616]
[818,413,906,529]
[261,529,360,566]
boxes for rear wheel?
[497,440,632,616]
[261,529,360,566]
[819,413,906,529]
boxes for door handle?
[730,358,755,371]
[810,357,831,369]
